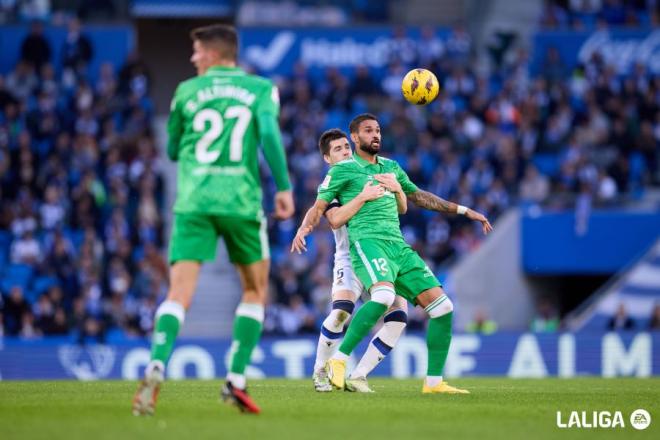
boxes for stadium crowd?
[540,0,660,28]
[1,14,658,339]
[0,18,167,340]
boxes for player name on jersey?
[185,84,256,113]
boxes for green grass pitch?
[0,378,658,440]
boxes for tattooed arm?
[408,189,457,213]
[408,189,494,234]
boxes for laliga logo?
[58,345,115,380]
[556,409,651,430]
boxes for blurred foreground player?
[133,24,294,415]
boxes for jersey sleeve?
[166,85,184,161]
[256,82,290,191]
[255,82,280,117]
[317,166,347,203]
[394,162,419,194]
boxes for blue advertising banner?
[531,29,660,76]
[521,211,660,274]
[238,27,449,77]
[0,332,657,380]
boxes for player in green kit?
[292,114,492,394]
[132,24,294,416]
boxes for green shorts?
[169,213,269,265]
[350,238,441,303]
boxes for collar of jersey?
[206,66,245,76]
[353,153,384,168]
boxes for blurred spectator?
[279,295,316,335]
[542,47,566,84]
[466,309,498,334]
[445,24,471,65]
[3,286,30,336]
[10,230,42,264]
[5,60,38,101]
[596,168,618,204]
[531,299,560,332]
[607,303,635,330]
[649,304,660,331]
[520,164,550,203]
[0,74,18,109]
[118,51,151,99]
[20,311,40,338]
[62,17,93,71]
[20,20,51,72]
[34,293,68,335]
[539,0,569,27]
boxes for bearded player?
[292,113,491,393]
[294,129,409,393]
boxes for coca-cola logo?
[578,30,660,73]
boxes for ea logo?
[630,409,651,430]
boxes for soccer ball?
[401,68,439,105]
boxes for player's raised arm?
[291,199,329,253]
[408,189,493,235]
[256,84,294,219]
[166,85,184,161]
[325,181,385,229]
[292,161,350,252]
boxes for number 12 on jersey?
[193,106,251,164]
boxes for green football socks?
[338,301,387,356]
[426,312,453,376]
[229,303,265,375]
[150,300,186,365]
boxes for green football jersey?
[316,154,418,242]
[167,65,288,218]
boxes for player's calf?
[420,289,468,394]
[350,308,407,383]
[313,299,355,374]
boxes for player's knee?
[426,295,454,318]
[384,309,408,326]
[166,290,193,310]
[370,285,396,307]
[332,300,355,323]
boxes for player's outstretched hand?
[373,173,402,194]
[291,226,312,254]
[359,181,385,201]
[274,190,295,220]
[466,209,493,235]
